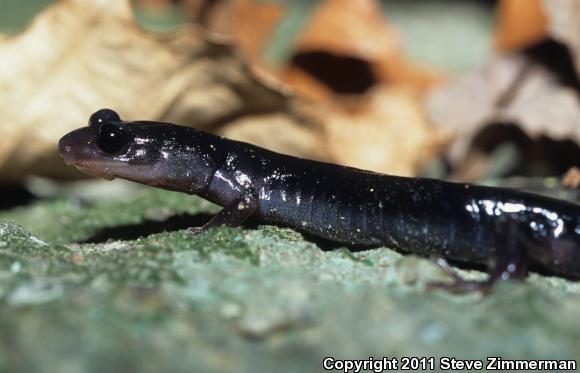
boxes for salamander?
[58,109,580,291]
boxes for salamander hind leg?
[429,215,530,294]
[187,193,258,235]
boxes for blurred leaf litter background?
[0,2,580,373]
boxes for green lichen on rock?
[0,188,579,373]
[1,188,219,244]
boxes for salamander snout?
[58,127,120,180]
[58,128,91,165]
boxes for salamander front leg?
[187,194,258,235]
[429,216,529,294]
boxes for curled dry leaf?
[0,0,440,183]
[319,87,439,177]
[426,47,580,176]
[0,0,298,182]
[184,0,441,176]
[219,110,329,162]
[283,0,440,101]
[220,0,285,65]
[280,0,441,175]
[494,0,548,52]
[543,0,580,75]
[427,0,580,179]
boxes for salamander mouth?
[75,165,116,180]
[66,161,116,180]
[59,146,116,180]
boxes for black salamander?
[58,109,580,291]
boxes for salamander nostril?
[58,137,70,156]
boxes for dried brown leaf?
[314,87,438,176]
[0,0,441,183]
[230,0,285,64]
[219,111,328,161]
[543,0,580,74]
[190,0,441,175]
[0,0,294,182]
[283,0,440,101]
[426,51,580,167]
[429,0,580,179]
[218,87,438,176]
[275,0,442,174]
[294,0,400,62]
[494,0,548,52]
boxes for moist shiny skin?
[59,109,580,288]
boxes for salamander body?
[58,109,580,290]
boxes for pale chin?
[73,165,116,181]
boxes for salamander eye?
[89,109,121,128]
[96,123,130,155]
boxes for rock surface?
[0,188,579,372]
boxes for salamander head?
[58,109,220,193]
